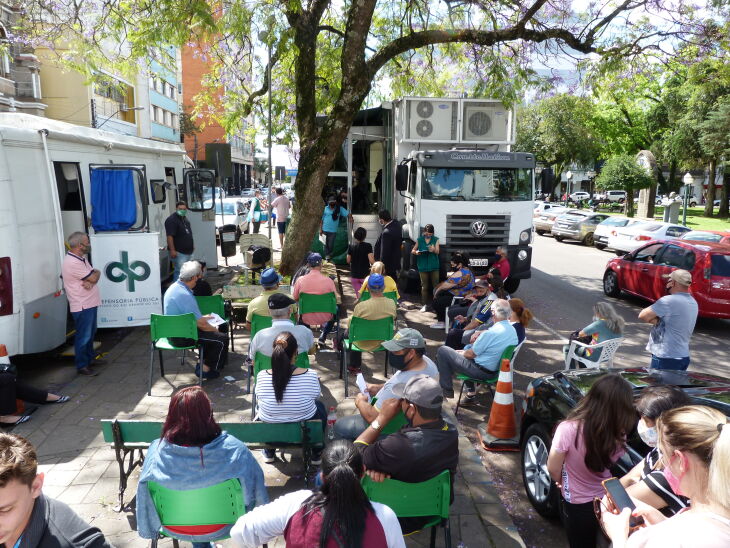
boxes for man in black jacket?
[0,433,113,548]
[373,209,402,280]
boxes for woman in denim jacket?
[136,386,268,547]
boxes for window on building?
[152,106,160,123]
[171,114,178,130]
[163,110,170,126]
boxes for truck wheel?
[536,229,546,236]
[603,270,621,297]
[554,235,564,242]
[401,239,415,271]
[504,278,520,294]
[583,233,594,247]
[521,422,560,519]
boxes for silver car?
[552,210,609,246]
[533,206,568,235]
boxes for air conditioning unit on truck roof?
[404,98,459,142]
[461,100,512,143]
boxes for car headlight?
[520,229,531,243]
[518,249,528,261]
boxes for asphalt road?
[443,231,730,548]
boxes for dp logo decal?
[106,251,151,292]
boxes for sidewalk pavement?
[12,241,524,547]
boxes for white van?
[605,190,627,203]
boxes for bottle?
[326,407,337,440]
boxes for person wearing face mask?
[333,329,439,441]
[165,201,194,282]
[354,374,458,534]
[61,231,103,376]
[638,269,698,371]
[602,405,730,547]
[321,194,350,259]
[618,386,691,516]
[373,209,402,280]
[564,301,624,369]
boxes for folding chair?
[339,316,394,397]
[454,343,520,416]
[298,291,339,342]
[148,313,203,396]
[250,351,310,419]
[195,295,234,351]
[564,337,624,370]
[361,470,452,548]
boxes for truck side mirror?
[395,165,408,192]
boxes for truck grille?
[445,214,510,255]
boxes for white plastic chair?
[564,337,624,370]
[238,234,273,281]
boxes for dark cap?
[307,252,323,266]
[268,293,296,310]
[392,374,443,409]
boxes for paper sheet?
[355,373,368,396]
[207,312,227,327]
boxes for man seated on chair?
[292,253,337,349]
[354,375,458,535]
[248,294,315,362]
[444,278,495,350]
[163,260,229,379]
[245,267,295,330]
[333,328,439,441]
[435,299,517,401]
[335,273,397,375]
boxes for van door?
[53,162,88,243]
[182,169,218,269]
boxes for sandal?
[0,415,31,426]
[50,396,70,404]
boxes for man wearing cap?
[444,279,495,350]
[336,273,397,374]
[354,374,458,534]
[292,253,337,348]
[245,267,295,329]
[638,269,698,370]
[249,293,315,361]
[333,328,439,440]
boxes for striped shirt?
[641,447,689,516]
[255,369,320,423]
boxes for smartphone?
[602,478,644,528]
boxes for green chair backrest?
[361,291,398,305]
[223,420,324,445]
[100,420,162,444]
[299,292,337,315]
[150,314,198,342]
[147,478,244,528]
[380,410,408,435]
[349,316,394,346]
[253,352,310,379]
[250,314,298,339]
[195,295,226,318]
[361,470,451,521]
[500,345,516,362]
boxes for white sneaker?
[420,305,428,312]
[429,322,445,330]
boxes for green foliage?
[595,155,654,217]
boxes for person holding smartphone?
[411,224,440,312]
[546,374,636,548]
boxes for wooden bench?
[101,419,324,511]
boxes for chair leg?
[384,350,389,378]
[148,344,155,396]
[343,345,349,398]
[180,348,185,367]
[246,362,252,394]
[198,346,204,387]
[172,539,180,548]
[158,350,165,377]
[430,525,437,548]
[251,392,256,420]
[455,381,466,417]
[443,518,452,548]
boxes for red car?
[603,239,730,319]
[680,230,730,245]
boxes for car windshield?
[600,217,629,227]
[711,255,730,277]
[216,202,237,215]
[423,167,532,201]
[683,231,722,242]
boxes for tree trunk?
[719,167,729,219]
[704,159,717,217]
[667,161,677,194]
[625,184,635,217]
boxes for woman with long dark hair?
[136,387,268,547]
[231,440,405,548]
[547,374,636,548]
[255,332,326,463]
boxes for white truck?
[386,97,535,292]
[0,114,218,356]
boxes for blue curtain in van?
[91,169,137,231]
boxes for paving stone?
[57,483,94,505]
[487,525,526,548]
[42,469,80,487]
[476,502,516,527]
[74,462,111,485]
[459,513,491,547]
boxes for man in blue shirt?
[436,299,517,400]
[163,261,229,378]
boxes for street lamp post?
[95,105,144,129]
[258,30,274,241]
[682,172,693,227]
[564,170,573,207]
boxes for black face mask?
[388,351,410,371]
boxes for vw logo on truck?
[470,220,488,238]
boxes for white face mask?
[637,418,657,447]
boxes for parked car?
[215,197,249,238]
[593,216,642,250]
[551,210,609,246]
[533,206,568,235]
[520,368,730,517]
[240,188,257,198]
[607,221,691,254]
[533,201,565,217]
[680,230,730,245]
[569,191,590,202]
[605,190,627,203]
[603,239,730,319]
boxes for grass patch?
[590,205,729,231]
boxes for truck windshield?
[422,167,532,201]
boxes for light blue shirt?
[321,205,348,233]
[646,292,698,358]
[374,356,440,409]
[249,320,315,360]
[472,320,518,371]
[163,280,202,318]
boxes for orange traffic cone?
[477,355,519,452]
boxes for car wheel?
[690,201,697,207]
[594,243,607,250]
[554,235,564,242]
[583,232,595,246]
[521,422,560,519]
[504,278,520,294]
[603,270,621,297]
[536,229,546,236]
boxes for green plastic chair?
[147,478,247,548]
[369,398,409,436]
[298,292,339,340]
[339,315,394,396]
[148,313,202,396]
[454,344,517,416]
[361,470,452,548]
[250,313,298,340]
[250,351,310,419]
[196,295,234,351]
[360,290,398,305]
